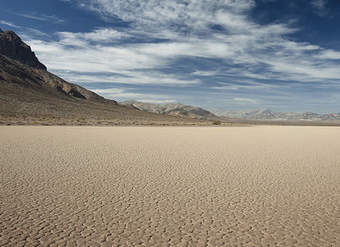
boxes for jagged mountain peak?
[0,28,46,70]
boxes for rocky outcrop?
[0,28,116,103]
[0,28,46,70]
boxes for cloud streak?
[0,20,20,28]
[92,88,176,103]
[311,0,328,16]
[16,13,65,23]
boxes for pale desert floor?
[0,126,339,247]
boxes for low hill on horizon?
[120,100,219,120]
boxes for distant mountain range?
[120,101,219,120]
[213,108,340,121]
[121,101,340,122]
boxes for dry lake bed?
[0,126,339,246]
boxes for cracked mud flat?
[0,126,339,246]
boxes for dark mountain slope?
[0,28,46,70]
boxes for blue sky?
[1,0,340,112]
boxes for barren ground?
[0,126,339,246]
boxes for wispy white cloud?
[16,13,65,23]
[0,20,20,28]
[192,70,220,77]
[318,50,340,60]
[81,0,255,30]
[57,28,129,46]
[213,80,282,91]
[233,97,258,104]
[311,0,328,16]
[312,0,326,9]
[24,28,50,38]
[92,88,176,103]
[57,70,199,85]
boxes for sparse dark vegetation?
[212,120,222,125]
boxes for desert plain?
[0,126,339,246]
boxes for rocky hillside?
[121,101,219,120]
[0,28,108,102]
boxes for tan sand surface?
[0,126,339,246]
